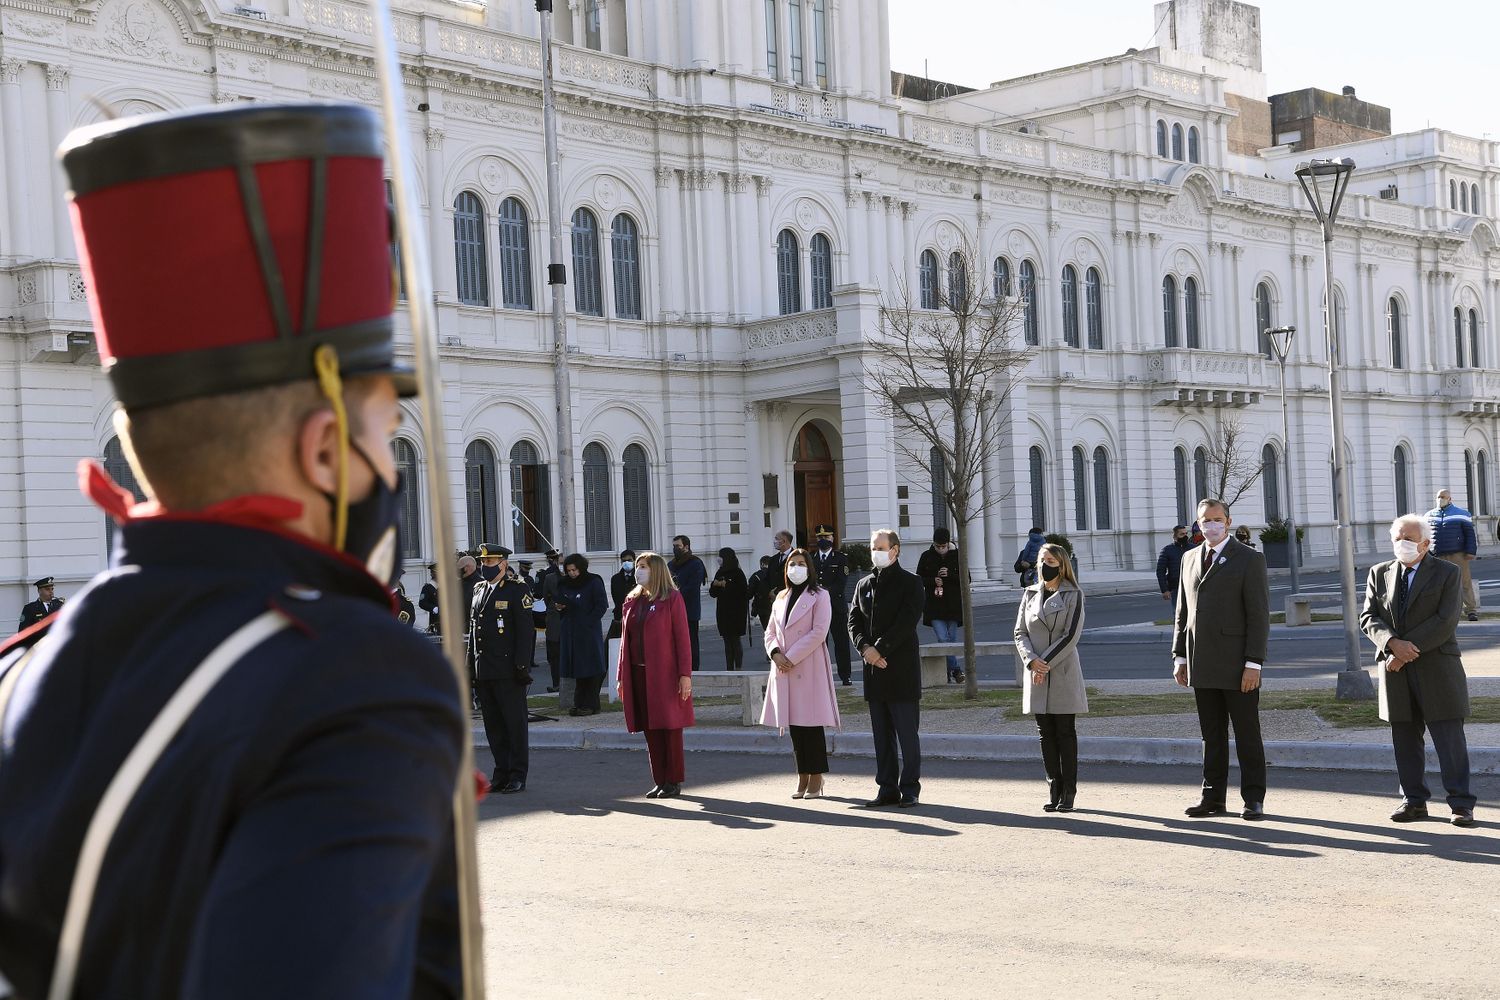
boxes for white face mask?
[1393,539,1420,564]
[634,567,652,587]
[622,560,634,572]
[1200,520,1228,544]
[786,565,809,585]
[871,549,893,569]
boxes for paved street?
[479,748,1498,999]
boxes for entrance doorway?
[793,422,837,548]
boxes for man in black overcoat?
[812,525,853,685]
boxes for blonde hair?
[628,551,678,601]
[1038,543,1079,589]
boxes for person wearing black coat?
[556,554,610,715]
[811,525,853,685]
[709,548,751,670]
[848,529,926,808]
[915,528,965,683]
[1155,526,1191,603]
[608,549,636,641]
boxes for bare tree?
[865,243,1031,699]
[1205,418,1265,510]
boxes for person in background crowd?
[608,549,636,641]
[539,549,564,692]
[470,544,535,793]
[1234,525,1255,549]
[1015,526,1046,588]
[557,554,609,717]
[16,576,64,636]
[394,581,416,627]
[1156,525,1191,603]
[418,563,440,633]
[917,528,965,683]
[748,555,776,655]
[811,525,853,686]
[515,560,534,587]
[668,535,707,671]
[760,549,841,799]
[709,547,750,671]
[1426,489,1480,622]
[768,530,794,594]
[1360,515,1477,827]
[457,553,479,632]
[849,529,925,808]
[619,552,695,798]
[1014,544,1088,812]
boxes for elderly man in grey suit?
[1359,514,1477,827]
[1172,498,1271,820]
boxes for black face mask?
[479,563,501,581]
[331,443,404,587]
[818,539,833,551]
[1041,564,1061,583]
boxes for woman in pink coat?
[760,548,842,799]
[617,551,695,798]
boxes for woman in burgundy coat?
[617,551,696,797]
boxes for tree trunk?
[957,515,978,700]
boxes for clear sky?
[888,0,1497,141]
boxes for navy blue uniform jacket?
[0,516,465,998]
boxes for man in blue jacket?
[669,534,708,670]
[1156,525,1191,602]
[1426,489,1480,621]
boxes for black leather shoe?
[546,686,558,693]
[645,785,663,799]
[898,795,919,808]
[1184,800,1228,818]
[1390,803,1429,822]
[499,780,525,794]
[864,794,901,808]
[1241,802,1264,821]
[1058,794,1076,813]
[658,783,682,798]
[1451,809,1476,828]
[1042,801,1059,813]
[1467,612,1480,622]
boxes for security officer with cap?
[471,543,536,793]
[812,526,853,685]
[17,577,65,635]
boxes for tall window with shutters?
[1255,281,1274,358]
[1193,446,1210,504]
[497,197,533,311]
[622,444,652,550]
[1060,264,1079,347]
[810,233,833,310]
[947,251,968,311]
[394,438,421,560]
[764,0,779,77]
[1469,309,1481,369]
[919,249,939,310]
[1085,267,1103,349]
[1394,445,1411,517]
[1480,450,1492,515]
[582,442,613,551]
[1019,259,1038,344]
[1173,447,1189,526]
[1171,123,1184,161]
[1071,446,1088,531]
[611,213,643,320]
[1388,297,1404,369]
[1465,449,1477,513]
[1156,120,1168,158]
[453,191,489,307]
[777,229,802,315]
[1262,443,1281,521]
[571,208,604,317]
[1184,276,1201,348]
[994,256,1012,298]
[1092,447,1111,530]
[930,446,949,533]
[510,441,551,553]
[1188,126,1201,164]
[1162,275,1178,347]
[464,440,500,550]
[102,436,146,557]
[812,0,829,89]
[788,0,804,81]
[1029,446,1046,530]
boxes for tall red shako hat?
[58,101,414,410]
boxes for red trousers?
[644,728,685,785]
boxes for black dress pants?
[688,623,701,671]
[868,698,921,798]
[546,639,561,688]
[574,674,604,713]
[1194,686,1266,805]
[1035,713,1078,799]
[828,599,852,683]
[476,674,529,784]
[722,635,744,671]
[789,725,829,774]
[1391,665,1475,811]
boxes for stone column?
[835,288,894,540]
[864,192,885,292]
[655,167,682,317]
[44,65,71,260]
[884,196,901,294]
[900,202,916,298]
[700,171,729,318]
[751,0,768,76]
[756,176,776,316]
[692,0,719,70]
[730,172,757,319]
[876,0,892,99]
[835,0,862,96]
[844,186,866,286]
[424,127,453,302]
[1230,245,1245,352]
[1,60,32,261]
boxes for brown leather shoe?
[1390,803,1429,822]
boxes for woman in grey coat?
[1013,543,1088,812]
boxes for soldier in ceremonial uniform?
[16,577,65,635]
[812,526,853,685]
[470,543,536,794]
[0,103,464,998]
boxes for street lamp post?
[1295,158,1376,701]
[1264,325,1300,599]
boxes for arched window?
[1473,184,1482,215]
[1060,264,1079,347]
[1019,259,1039,345]
[497,197,533,310]
[394,438,421,560]
[1461,183,1470,214]
[1085,266,1103,349]
[1173,446,1190,527]
[102,436,146,556]
[622,444,652,550]
[1184,276,1201,349]
[1092,446,1111,530]
[918,249,939,310]
[1156,119,1168,158]
[810,233,834,309]
[1388,297,1404,369]
[1394,445,1410,517]
[1469,309,1481,369]
[1332,288,1347,363]
[1028,446,1046,530]
[1187,126,1201,164]
[994,256,1012,298]
[1455,307,1467,368]
[583,442,613,551]
[1480,450,1492,515]
[1451,180,1459,210]
[778,229,802,314]
[947,251,968,311]
[571,208,604,316]
[453,191,489,307]
[464,440,500,550]
[1255,281,1274,358]
[1465,449,1476,514]
[1262,443,1281,521]
[1171,123,1184,161]
[1162,275,1179,347]
[611,213,643,319]
[1071,446,1089,531]
[510,441,551,552]
[1193,446,1210,505]
[930,446,949,532]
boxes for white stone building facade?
[2,0,1497,623]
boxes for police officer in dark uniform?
[395,580,417,627]
[17,577,64,634]
[470,543,536,794]
[812,526,853,685]
[0,103,464,998]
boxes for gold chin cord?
[311,344,350,551]
[366,1,486,996]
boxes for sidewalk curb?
[487,726,1500,775]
